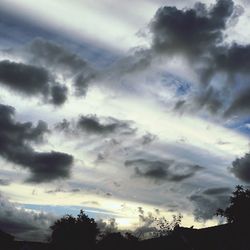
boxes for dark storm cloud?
[149,0,250,117]
[0,60,68,105]
[25,152,73,183]
[224,88,250,117]
[125,159,203,183]
[25,38,96,96]
[0,60,49,95]
[50,84,68,106]
[0,193,56,241]
[56,115,136,135]
[213,43,250,75]
[230,153,250,183]
[201,44,250,107]
[189,187,231,221]
[77,115,136,135]
[0,103,73,182]
[203,187,231,195]
[77,115,116,134]
[150,0,234,58]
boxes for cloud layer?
[0,193,56,241]
[24,38,96,96]
[125,158,203,183]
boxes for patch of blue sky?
[160,73,191,96]
[21,204,118,220]
[225,117,250,137]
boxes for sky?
[1,0,250,241]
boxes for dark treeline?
[1,185,250,250]
[48,209,182,250]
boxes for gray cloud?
[0,60,49,95]
[27,38,88,73]
[224,88,250,117]
[203,187,231,195]
[150,0,234,59]
[0,193,56,241]
[149,0,250,117]
[141,133,157,145]
[97,218,118,234]
[0,103,73,182]
[45,188,81,194]
[230,153,250,183]
[74,72,96,96]
[77,115,136,135]
[202,44,250,116]
[108,48,153,76]
[138,207,144,215]
[213,43,250,76]
[0,60,68,105]
[25,152,73,183]
[55,119,71,132]
[194,86,223,114]
[25,38,96,96]
[56,115,136,136]
[174,100,186,111]
[50,84,68,106]
[125,158,203,183]
[189,187,231,221]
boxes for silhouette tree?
[50,210,99,250]
[216,185,250,250]
[135,212,182,239]
[155,213,183,237]
[216,185,250,225]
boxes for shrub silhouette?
[216,185,250,225]
[50,210,99,250]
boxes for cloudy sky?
[1,0,250,241]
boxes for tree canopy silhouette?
[50,209,99,250]
[216,185,250,225]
